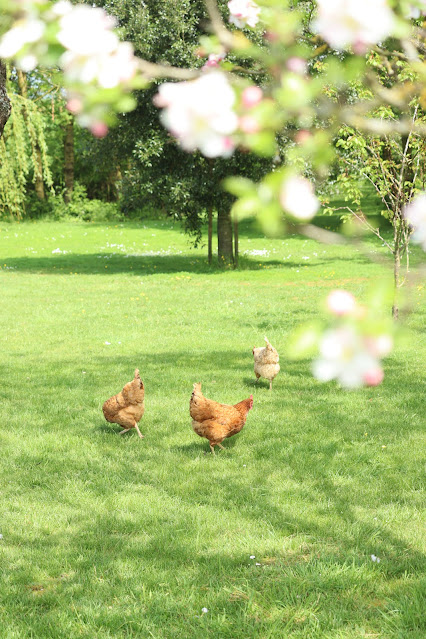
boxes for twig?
[204,0,236,49]
[137,59,200,81]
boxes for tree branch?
[0,59,11,139]
[137,59,200,81]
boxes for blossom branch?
[204,0,236,49]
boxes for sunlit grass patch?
[0,218,424,639]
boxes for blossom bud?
[242,86,263,109]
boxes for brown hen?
[190,382,253,454]
[102,369,145,438]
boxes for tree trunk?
[17,69,45,199]
[233,216,239,269]
[106,166,121,201]
[392,221,401,320]
[64,118,75,203]
[208,206,213,265]
[34,145,45,199]
[0,60,11,140]
[217,208,234,266]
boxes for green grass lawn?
[0,217,425,638]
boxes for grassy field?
[0,217,425,638]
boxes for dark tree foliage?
[78,0,273,260]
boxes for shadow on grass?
[3,250,376,276]
[2,351,425,633]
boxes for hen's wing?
[190,383,239,425]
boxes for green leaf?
[285,322,324,360]
[224,176,255,198]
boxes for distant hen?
[102,369,145,438]
[253,336,280,390]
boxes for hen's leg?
[134,423,144,439]
[217,443,225,450]
[255,373,260,383]
[119,428,131,435]
[209,443,216,455]
[269,380,272,391]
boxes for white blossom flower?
[279,175,320,221]
[228,0,260,29]
[327,290,357,316]
[403,193,426,251]
[312,327,384,389]
[154,72,238,157]
[406,2,426,18]
[61,41,137,89]
[0,18,45,63]
[57,5,118,57]
[315,0,395,51]
[364,334,393,358]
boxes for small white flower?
[228,0,260,28]
[312,327,384,389]
[154,72,238,158]
[371,554,381,563]
[403,193,426,251]
[255,562,261,566]
[104,341,111,345]
[57,6,118,57]
[0,19,45,59]
[327,290,357,316]
[0,534,3,539]
[201,607,208,613]
[250,555,255,559]
[315,0,395,51]
[280,175,320,221]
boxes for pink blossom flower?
[294,130,312,145]
[242,86,263,109]
[239,115,260,133]
[312,327,384,389]
[327,290,357,316]
[228,0,260,29]
[286,57,308,75]
[403,193,426,251]
[202,52,226,69]
[66,97,83,114]
[90,122,109,138]
[363,367,384,386]
[279,175,320,221]
[154,72,238,158]
[315,0,395,51]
